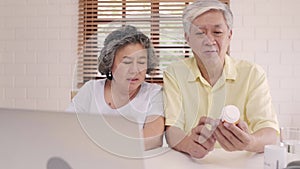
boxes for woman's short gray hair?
[98,25,158,75]
[183,0,233,35]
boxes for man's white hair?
[183,0,233,35]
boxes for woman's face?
[111,43,148,92]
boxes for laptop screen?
[0,108,145,169]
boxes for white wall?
[0,0,77,110]
[0,0,299,127]
[230,0,300,127]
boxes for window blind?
[77,0,230,88]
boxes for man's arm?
[247,127,277,152]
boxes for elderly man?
[163,0,279,159]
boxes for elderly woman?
[67,25,164,150]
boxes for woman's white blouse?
[66,79,164,128]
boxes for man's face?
[186,10,232,66]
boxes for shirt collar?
[224,54,237,80]
[187,55,237,83]
[187,57,202,82]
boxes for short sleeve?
[163,67,185,131]
[146,85,164,117]
[65,80,93,113]
[245,65,279,133]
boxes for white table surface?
[144,147,300,169]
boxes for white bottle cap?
[221,105,240,124]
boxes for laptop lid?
[0,108,145,169]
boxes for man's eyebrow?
[214,24,224,28]
[197,24,224,29]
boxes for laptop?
[0,108,146,169]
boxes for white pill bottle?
[221,105,240,124]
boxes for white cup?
[264,145,287,169]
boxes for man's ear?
[228,30,232,40]
[184,32,190,45]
